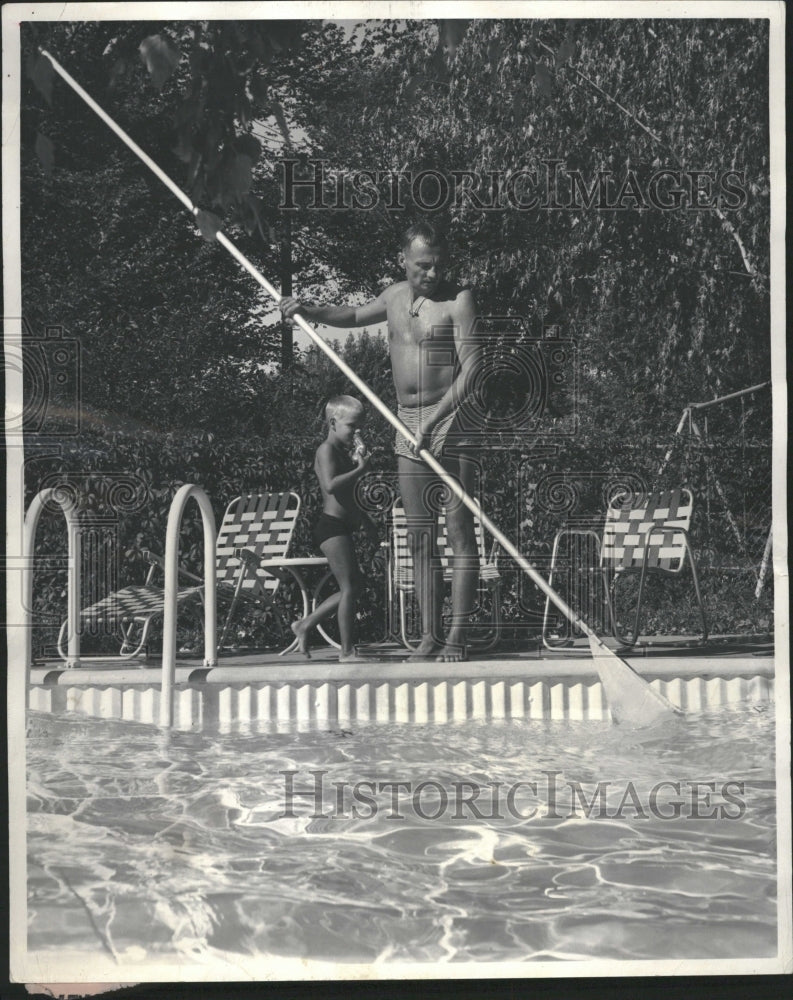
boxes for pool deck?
[28,634,775,728]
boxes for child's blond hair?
[324,395,364,425]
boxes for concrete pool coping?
[30,649,774,688]
[29,633,774,685]
[25,636,774,728]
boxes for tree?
[290,18,770,412]
[21,17,772,639]
[22,19,333,430]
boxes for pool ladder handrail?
[24,483,219,728]
[23,488,83,679]
[160,484,218,726]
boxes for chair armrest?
[606,520,693,576]
[553,527,602,544]
[175,565,204,585]
[236,547,261,568]
[235,547,287,582]
[142,549,204,585]
[234,549,324,585]
[235,549,330,570]
[637,521,695,575]
[142,549,164,570]
[549,527,604,573]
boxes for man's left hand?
[412,427,430,456]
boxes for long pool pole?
[39,47,680,725]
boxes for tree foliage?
[21,17,773,644]
[289,19,770,406]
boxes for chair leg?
[630,558,652,647]
[56,619,70,663]
[477,580,503,652]
[608,530,654,649]
[457,588,499,653]
[610,539,709,648]
[542,532,571,650]
[600,568,621,642]
[219,573,249,648]
[486,581,502,650]
[224,582,288,651]
[384,549,402,645]
[607,570,643,649]
[544,529,604,649]
[399,592,419,651]
[119,619,136,654]
[683,538,709,644]
[118,616,150,660]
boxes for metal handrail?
[160,484,218,727]
[657,382,771,478]
[24,488,82,678]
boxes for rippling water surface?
[27,706,777,964]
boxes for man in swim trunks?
[280,221,482,662]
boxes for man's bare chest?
[387,303,455,347]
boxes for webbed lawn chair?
[542,488,708,649]
[57,492,313,660]
[389,499,502,652]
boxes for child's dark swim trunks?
[313,513,354,548]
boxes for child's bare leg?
[290,619,313,657]
[290,592,342,657]
[320,535,364,660]
[291,589,343,656]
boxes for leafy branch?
[537,32,763,281]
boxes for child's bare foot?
[407,636,443,661]
[290,620,311,658]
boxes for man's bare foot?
[436,629,468,662]
[407,635,443,661]
[338,650,372,662]
[435,642,468,662]
[290,620,311,658]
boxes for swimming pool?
[26,703,777,967]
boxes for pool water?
[26,706,777,964]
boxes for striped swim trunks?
[395,401,461,463]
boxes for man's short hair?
[325,394,364,424]
[402,221,449,254]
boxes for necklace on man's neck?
[408,292,426,317]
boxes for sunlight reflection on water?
[26,706,776,963]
